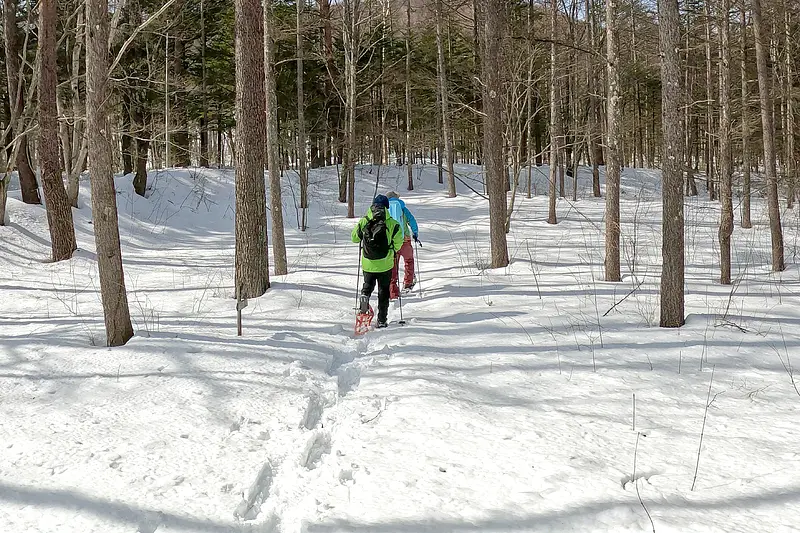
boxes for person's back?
[352,195,404,327]
[385,191,419,298]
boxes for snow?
[1,163,800,533]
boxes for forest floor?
[1,163,799,532]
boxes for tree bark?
[605,0,621,282]
[264,0,287,274]
[783,0,795,208]
[86,0,134,345]
[235,0,270,297]
[200,0,209,168]
[172,37,191,167]
[38,0,77,262]
[436,0,456,197]
[405,0,414,191]
[704,1,716,201]
[343,0,358,217]
[740,7,752,228]
[297,0,309,230]
[484,0,509,268]
[121,91,134,174]
[4,0,40,206]
[659,0,685,327]
[718,0,733,284]
[547,0,558,224]
[752,0,785,271]
[66,9,86,207]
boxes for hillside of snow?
[1,164,799,532]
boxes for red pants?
[390,238,415,298]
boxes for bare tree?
[605,0,621,282]
[484,0,509,268]
[342,0,360,217]
[783,0,795,208]
[718,0,733,284]
[740,7,752,228]
[752,0,785,271]
[547,0,558,225]
[86,0,134,345]
[3,0,40,206]
[659,0,685,327]
[60,8,88,208]
[297,0,309,229]
[38,0,77,262]
[235,0,270,296]
[436,0,456,198]
[263,0,287,275]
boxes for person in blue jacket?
[385,191,419,299]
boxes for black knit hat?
[373,194,389,208]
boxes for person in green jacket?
[351,195,404,328]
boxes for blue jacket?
[388,198,418,239]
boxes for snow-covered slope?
[1,164,799,532]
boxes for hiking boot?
[376,321,388,329]
[359,295,369,314]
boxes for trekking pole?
[355,243,362,311]
[414,239,422,298]
[398,292,406,325]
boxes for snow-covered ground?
[1,163,799,533]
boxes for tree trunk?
[483,0,509,267]
[605,0,621,282]
[704,1,716,201]
[783,0,795,208]
[66,9,86,207]
[200,0,209,168]
[86,0,134,346]
[296,0,308,230]
[405,0,414,191]
[264,0,287,274]
[39,0,77,262]
[547,0,558,224]
[121,91,134,174]
[740,8,752,228]
[3,0,40,205]
[718,0,733,284]
[587,0,601,198]
[343,0,358,218]
[235,0,270,297]
[172,37,191,167]
[436,0,456,197]
[752,0,785,271]
[132,101,150,196]
[659,0,685,328]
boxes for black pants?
[362,270,391,324]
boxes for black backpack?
[362,206,390,260]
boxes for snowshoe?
[355,300,374,336]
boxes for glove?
[413,234,421,246]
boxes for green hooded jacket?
[351,206,404,272]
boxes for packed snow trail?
[1,165,800,532]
